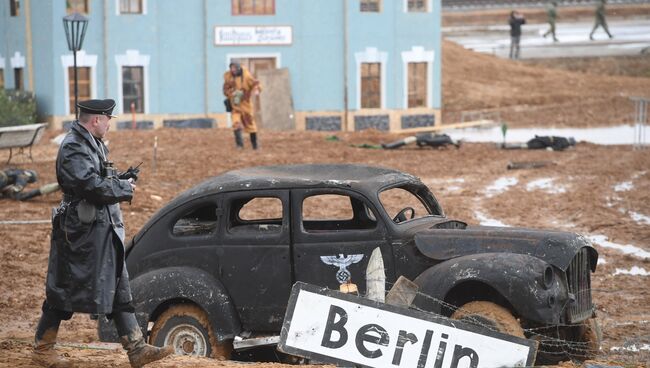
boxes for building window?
[10,0,19,16]
[408,62,427,108]
[14,68,23,91]
[66,0,88,14]
[68,67,91,114]
[361,63,381,109]
[360,0,381,12]
[407,0,427,12]
[122,66,144,113]
[232,0,274,15]
[119,0,142,14]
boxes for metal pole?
[73,49,79,119]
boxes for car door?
[126,194,223,278]
[290,188,395,295]
[218,190,292,331]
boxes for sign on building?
[215,26,292,46]
[278,282,537,368]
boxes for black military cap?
[77,99,117,118]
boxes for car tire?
[450,301,525,338]
[149,304,231,360]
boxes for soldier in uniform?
[543,1,559,42]
[508,10,526,59]
[32,99,173,368]
[0,168,60,201]
[589,0,613,40]
[223,62,262,150]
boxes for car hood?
[414,225,597,271]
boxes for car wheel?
[450,301,525,338]
[149,304,232,359]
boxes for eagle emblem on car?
[320,254,364,284]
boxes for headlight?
[542,265,554,290]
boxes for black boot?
[250,132,258,150]
[114,311,174,368]
[33,310,73,368]
[234,129,244,149]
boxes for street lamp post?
[63,13,89,120]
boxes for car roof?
[133,164,425,243]
[162,164,420,209]
[193,163,419,195]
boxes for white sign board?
[215,26,292,46]
[279,283,537,368]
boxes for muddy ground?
[1,9,650,368]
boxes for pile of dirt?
[524,54,650,79]
[441,40,650,126]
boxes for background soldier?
[508,10,526,59]
[590,0,613,40]
[33,99,173,368]
[0,168,59,201]
[543,1,559,42]
[223,62,262,150]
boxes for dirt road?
[0,126,648,367]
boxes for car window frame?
[292,188,385,242]
[222,190,290,244]
[167,195,223,240]
[376,181,445,226]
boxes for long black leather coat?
[45,122,133,314]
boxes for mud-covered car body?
[99,164,598,357]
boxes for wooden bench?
[0,123,48,164]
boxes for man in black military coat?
[33,99,173,368]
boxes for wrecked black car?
[99,164,600,364]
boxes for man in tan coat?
[223,63,262,149]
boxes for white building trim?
[354,47,387,110]
[225,53,282,70]
[0,55,5,69]
[401,46,434,109]
[403,0,433,13]
[115,49,151,114]
[115,0,148,15]
[61,51,98,115]
[10,51,25,68]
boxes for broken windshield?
[379,184,443,224]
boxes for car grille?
[566,247,593,323]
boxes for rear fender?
[99,267,240,342]
[413,253,568,325]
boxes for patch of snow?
[632,171,647,179]
[597,257,606,265]
[614,181,633,192]
[526,178,566,194]
[630,211,650,225]
[446,186,462,192]
[610,344,650,352]
[588,235,650,260]
[442,125,645,145]
[474,210,510,227]
[614,266,650,276]
[484,177,518,198]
